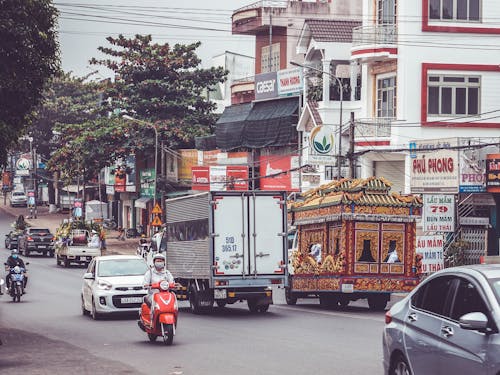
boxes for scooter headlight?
[159,280,170,291]
[97,279,112,290]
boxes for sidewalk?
[0,195,137,256]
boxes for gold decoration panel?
[355,222,379,231]
[390,264,404,274]
[355,230,379,263]
[381,231,405,266]
[291,276,418,293]
[355,264,370,273]
[382,223,405,231]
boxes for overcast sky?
[55,0,255,78]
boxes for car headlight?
[97,279,112,290]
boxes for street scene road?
[0,209,387,375]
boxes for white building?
[351,0,500,194]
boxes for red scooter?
[138,281,178,345]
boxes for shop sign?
[16,157,31,176]
[416,235,444,274]
[191,166,209,191]
[259,155,300,191]
[459,140,486,193]
[140,169,155,198]
[277,68,303,97]
[469,193,496,206]
[255,71,278,101]
[308,125,336,165]
[422,194,455,233]
[486,153,500,193]
[410,138,459,194]
[459,217,489,226]
[108,156,136,193]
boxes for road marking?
[272,304,385,322]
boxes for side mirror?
[83,272,95,280]
[459,312,489,331]
[25,262,30,266]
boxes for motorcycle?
[138,281,178,345]
[136,242,151,260]
[5,263,28,302]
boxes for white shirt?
[88,234,100,248]
[387,251,399,263]
[143,267,174,293]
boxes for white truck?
[55,229,101,267]
[161,191,288,314]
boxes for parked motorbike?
[5,263,29,302]
[138,281,178,345]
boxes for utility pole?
[269,11,272,72]
[348,112,356,179]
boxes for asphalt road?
[0,209,386,375]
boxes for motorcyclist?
[139,233,148,245]
[5,249,28,292]
[143,253,174,324]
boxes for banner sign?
[422,194,455,233]
[140,169,156,198]
[410,138,459,193]
[308,125,336,165]
[277,68,303,97]
[191,166,248,191]
[416,235,444,274]
[459,139,487,193]
[108,156,136,193]
[259,155,300,191]
[486,153,500,193]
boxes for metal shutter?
[374,161,405,194]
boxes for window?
[377,76,397,118]
[450,278,488,321]
[428,75,480,116]
[411,276,454,316]
[429,0,480,21]
[377,0,396,25]
[261,43,280,73]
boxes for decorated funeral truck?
[286,177,422,311]
[161,191,288,314]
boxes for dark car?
[4,231,20,250]
[18,228,55,257]
[383,264,500,375]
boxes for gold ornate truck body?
[286,177,422,310]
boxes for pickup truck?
[55,229,101,267]
[18,228,55,257]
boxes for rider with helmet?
[5,249,28,291]
[143,253,174,324]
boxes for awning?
[135,197,151,209]
[216,98,299,151]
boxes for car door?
[83,260,96,308]
[402,275,455,374]
[438,276,491,374]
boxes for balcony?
[351,25,398,62]
[355,118,392,143]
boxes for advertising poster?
[416,235,444,274]
[191,166,248,191]
[179,150,198,181]
[422,194,455,233]
[259,155,300,191]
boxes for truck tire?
[63,257,70,268]
[285,288,297,305]
[367,295,388,311]
[216,301,227,308]
[319,295,339,309]
[247,299,269,313]
[189,286,202,314]
[25,250,30,257]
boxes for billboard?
[277,68,303,97]
[179,149,198,181]
[410,138,459,194]
[422,194,455,233]
[140,168,156,198]
[191,166,248,191]
[255,71,278,101]
[259,155,300,191]
[108,156,136,193]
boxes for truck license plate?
[121,297,143,304]
[214,289,227,299]
[38,245,46,249]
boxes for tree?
[0,0,59,165]
[90,34,227,149]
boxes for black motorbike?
[5,263,29,302]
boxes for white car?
[10,191,27,207]
[81,255,149,319]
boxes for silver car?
[383,264,500,375]
[10,191,27,207]
[81,255,149,319]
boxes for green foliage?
[90,34,228,148]
[0,0,59,165]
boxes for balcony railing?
[355,118,392,138]
[234,0,288,13]
[352,24,397,47]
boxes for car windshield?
[98,259,148,277]
[13,192,25,196]
[30,229,51,234]
[490,278,500,305]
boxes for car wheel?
[81,295,89,316]
[91,298,100,320]
[368,295,388,311]
[390,353,412,375]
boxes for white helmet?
[153,253,165,262]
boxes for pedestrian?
[117,226,126,241]
[99,226,106,250]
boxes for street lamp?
[290,61,344,180]
[122,115,158,208]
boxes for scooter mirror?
[25,262,30,266]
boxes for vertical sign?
[486,154,500,193]
[422,194,455,233]
[416,235,444,274]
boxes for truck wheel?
[319,295,339,309]
[81,295,89,315]
[257,304,269,313]
[285,288,297,305]
[43,251,48,257]
[247,299,268,313]
[339,296,350,308]
[368,295,388,311]
[25,250,30,257]
[64,257,70,268]
[189,287,202,314]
